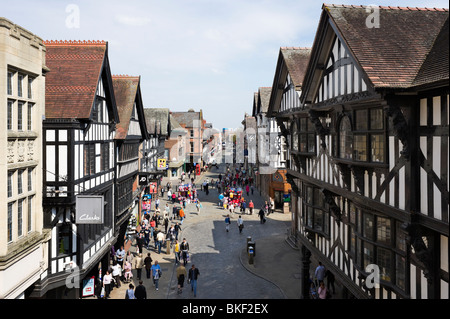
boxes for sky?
[2,0,448,130]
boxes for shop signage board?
[75,195,104,224]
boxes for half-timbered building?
[142,107,171,178]
[112,75,149,246]
[266,47,311,232]
[253,87,291,211]
[36,40,119,298]
[282,4,448,299]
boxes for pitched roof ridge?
[44,40,107,46]
[323,3,448,11]
[112,74,140,78]
[280,46,311,50]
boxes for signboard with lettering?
[157,158,167,170]
[75,195,104,224]
[82,276,95,297]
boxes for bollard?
[247,241,256,257]
[247,236,252,244]
[248,246,254,265]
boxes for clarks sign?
[75,195,104,224]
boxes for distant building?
[142,107,171,178]
[252,87,291,212]
[171,109,204,172]
[165,113,187,179]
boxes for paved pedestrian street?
[109,164,296,300]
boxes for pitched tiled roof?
[258,87,272,113]
[280,47,311,89]
[324,4,449,88]
[44,40,107,119]
[412,16,449,87]
[112,75,140,140]
[171,110,202,128]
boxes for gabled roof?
[112,75,148,140]
[143,108,170,136]
[44,40,118,121]
[267,47,311,116]
[257,87,272,114]
[252,92,258,117]
[280,47,312,89]
[324,4,448,88]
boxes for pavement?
[105,162,340,300]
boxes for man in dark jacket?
[134,280,147,299]
[188,265,200,297]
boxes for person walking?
[237,215,244,234]
[125,283,135,299]
[143,225,151,249]
[188,264,200,297]
[174,222,182,241]
[136,232,144,255]
[156,230,165,254]
[134,253,144,281]
[134,280,147,299]
[144,253,153,279]
[111,260,122,288]
[151,260,162,291]
[225,214,231,232]
[115,246,126,268]
[196,200,202,214]
[248,200,254,215]
[174,239,181,264]
[258,208,265,224]
[176,264,187,294]
[180,238,190,266]
[179,207,185,224]
[315,262,326,286]
[102,269,113,299]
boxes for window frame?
[347,203,407,291]
[337,107,386,164]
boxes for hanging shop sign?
[157,158,167,170]
[149,182,158,194]
[139,173,150,186]
[75,195,104,224]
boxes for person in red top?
[248,200,254,215]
